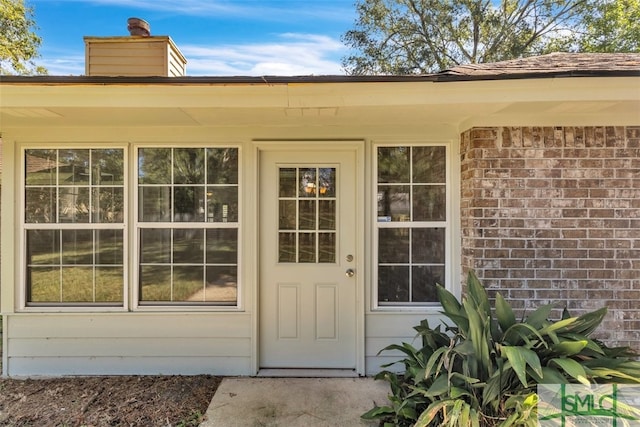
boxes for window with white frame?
[375,145,447,307]
[136,147,239,305]
[24,148,126,306]
[22,145,240,308]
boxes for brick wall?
[460,126,640,350]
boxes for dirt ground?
[0,375,222,426]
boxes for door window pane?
[278,166,337,264]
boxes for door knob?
[345,268,355,278]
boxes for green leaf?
[424,374,449,397]
[550,340,587,356]
[524,304,553,329]
[501,346,542,387]
[361,405,395,419]
[568,307,607,336]
[549,358,590,385]
[540,366,570,384]
[495,292,516,333]
[467,270,491,318]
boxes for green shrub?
[363,271,640,427]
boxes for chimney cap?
[127,17,150,37]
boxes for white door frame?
[251,141,365,376]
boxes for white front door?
[259,148,358,369]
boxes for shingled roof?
[437,52,640,80]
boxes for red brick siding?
[460,126,640,350]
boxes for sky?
[30,0,358,76]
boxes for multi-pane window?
[24,148,125,305]
[137,147,239,305]
[278,167,336,263]
[375,145,447,306]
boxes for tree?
[341,0,611,75]
[578,0,640,52]
[0,0,46,75]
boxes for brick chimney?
[84,18,187,77]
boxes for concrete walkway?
[201,377,390,427]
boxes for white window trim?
[132,143,243,312]
[371,141,453,312]
[19,143,129,312]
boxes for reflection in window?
[376,145,447,306]
[278,167,336,263]
[24,148,125,306]
[137,147,239,305]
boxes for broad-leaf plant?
[363,271,640,426]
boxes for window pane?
[206,229,238,264]
[174,186,205,222]
[279,232,296,262]
[378,147,409,183]
[27,230,59,265]
[140,265,172,301]
[92,187,124,223]
[379,228,409,263]
[318,200,335,230]
[279,200,296,230]
[92,149,124,185]
[378,266,409,302]
[412,228,445,263]
[139,186,171,222]
[412,266,444,302]
[25,188,56,223]
[95,230,123,265]
[299,168,317,197]
[413,146,446,183]
[206,186,238,222]
[377,185,410,222]
[279,168,297,197]
[138,148,171,184]
[173,229,203,263]
[205,266,237,303]
[28,267,60,302]
[59,149,90,185]
[58,186,90,223]
[207,148,238,185]
[62,267,93,302]
[299,233,316,263]
[140,229,171,263]
[173,265,204,301]
[174,148,205,184]
[61,229,93,264]
[298,200,316,230]
[96,267,124,302]
[25,149,57,185]
[318,233,335,263]
[413,185,446,221]
[318,168,335,197]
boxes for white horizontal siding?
[5,313,252,376]
[365,312,449,375]
[9,356,249,376]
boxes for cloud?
[182,34,346,76]
[41,33,346,76]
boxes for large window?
[22,145,240,309]
[375,145,448,307]
[136,147,239,305]
[24,148,125,305]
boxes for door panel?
[259,149,357,369]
